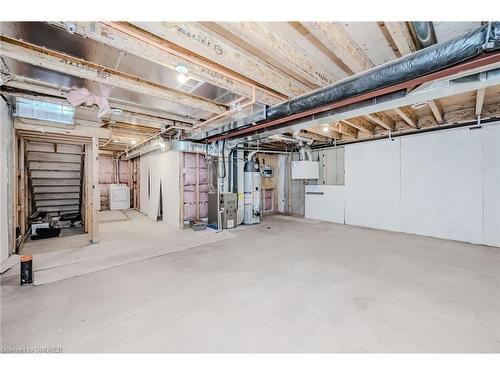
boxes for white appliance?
[243,160,261,224]
[291,161,319,179]
[109,184,130,210]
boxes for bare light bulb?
[177,73,189,83]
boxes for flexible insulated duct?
[266,22,500,121]
[199,22,500,142]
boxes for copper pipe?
[207,51,500,142]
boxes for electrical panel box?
[208,193,238,229]
[291,161,319,180]
[262,165,273,178]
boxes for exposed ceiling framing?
[1,21,496,154]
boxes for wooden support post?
[196,153,200,220]
[128,159,132,208]
[12,133,18,252]
[83,144,90,234]
[90,137,99,243]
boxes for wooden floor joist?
[428,100,444,124]
[341,118,375,135]
[475,88,486,116]
[130,22,310,97]
[0,35,228,115]
[47,22,282,106]
[364,113,395,131]
[393,107,418,129]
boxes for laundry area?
[1,19,500,355]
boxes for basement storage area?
[1,20,500,354]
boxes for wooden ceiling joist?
[428,99,444,124]
[475,88,486,116]
[377,22,403,58]
[333,122,358,139]
[14,118,112,139]
[299,22,374,74]
[3,75,197,126]
[48,22,282,106]
[300,130,333,142]
[393,107,418,128]
[307,125,342,140]
[364,112,395,131]
[202,22,339,89]
[342,117,376,135]
[0,35,228,115]
[383,22,417,56]
[130,22,309,97]
[288,22,353,76]
[417,102,500,128]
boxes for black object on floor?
[30,227,61,240]
[20,255,33,285]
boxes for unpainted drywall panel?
[0,98,13,263]
[139,150,180,227]
[319,147,345,185]
[305,185,345,224]
[345,138,401,231]
[483,124,500,247]
[400,128,484,244]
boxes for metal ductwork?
[409,22,437,49]
[198,22,500,143]
[121,139,218,160]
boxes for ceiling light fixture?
[177,73,189,84]
[322,125,329,132]
[130,139,137,145]
[175,63,190,84]
[175,63,189,74]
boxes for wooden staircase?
[27,141,83,216]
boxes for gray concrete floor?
[1,215,499,352]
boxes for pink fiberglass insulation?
[183,153,209,220]
[98,155,130,210]
[66,88,112,118]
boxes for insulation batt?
[263,23,500,120]
[66,88,112,118]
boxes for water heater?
[243,160,261,224]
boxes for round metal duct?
[410,22,437,49]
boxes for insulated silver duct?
[121,139,218,160]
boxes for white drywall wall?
[345,138,402,232]
[338,123,500,246]
[0,98,12,263]
[305,185,345,224]
[400,128,484,244]
[139,150,180,227]
[483,125,500,247]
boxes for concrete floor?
[1,215,499,352]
